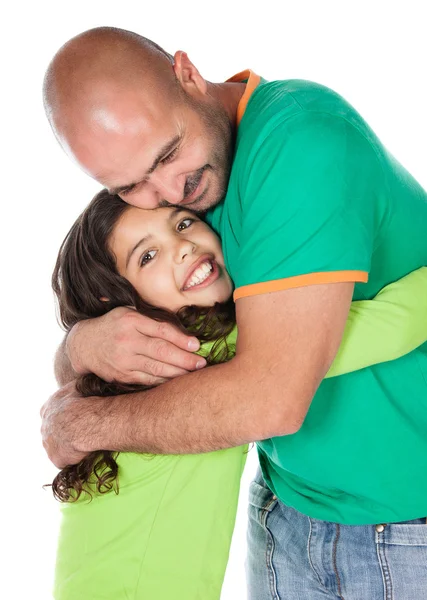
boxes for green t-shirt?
[208,73,427,524]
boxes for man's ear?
[173,50,208,97]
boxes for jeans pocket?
[248,467,277,513]
[246,478,281,600]
[382,520,427,547]
[376,521,427,599]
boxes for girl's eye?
[161,147,178,165]
[140,249,157,266]
[177,218,194,232]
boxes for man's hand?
[40,382,90,468]
[67,307,207,385]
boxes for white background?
[2,1,427,598]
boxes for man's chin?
[161,182,224,213]
[185,187,225,214]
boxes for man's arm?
[54,335,81,386]
[41,281,353,466]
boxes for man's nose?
[151,172,186,206]
[127,191,161,209]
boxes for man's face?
[62,87,233,213]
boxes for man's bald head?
[43,27,237,212]
[44,27,179,137]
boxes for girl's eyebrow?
[169,207,193,219]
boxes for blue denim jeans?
[246,468,427,599]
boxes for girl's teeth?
[186,261,213,288]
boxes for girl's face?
[109,206,233,312]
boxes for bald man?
[42,27,427,600]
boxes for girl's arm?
[326,267,427,378]
[200,267,427,376]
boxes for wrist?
[80,395,131,453]
[66,320,90,376]
[66,395,110,454]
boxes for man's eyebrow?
[110,135,182,196]
[126,234,152,269]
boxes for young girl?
[52,189,427,600]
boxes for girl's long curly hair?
[50,189,236,502]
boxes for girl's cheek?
[158,274,176,294]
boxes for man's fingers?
[133,314,200,352]
[128,373,169,386]
[131,356,189,380]
[140,338,207,371]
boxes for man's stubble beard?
[201,100,235,212]
[160,96,235,214]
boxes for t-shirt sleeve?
[234,111,381,300]
[326,267,427,377]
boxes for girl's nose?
[175,239,196,263]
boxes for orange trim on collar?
[226,69,261,126]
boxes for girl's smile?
[109,206,233,312]
[182,254,219,291]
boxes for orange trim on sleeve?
[233,270,369,301]
[226,69,261,125]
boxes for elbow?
[233,357,314,440]
[267,361,334,437]
[256,397,309,439]
[257,415,304,440]
[263,376,314,438]
[275,409,307,436]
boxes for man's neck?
[206,81,246,126]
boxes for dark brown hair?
[50,189,236,502]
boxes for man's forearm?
[73,359,269,455]
[72,351,321,456]
[45,284,352,465]
[54,335,79,386]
